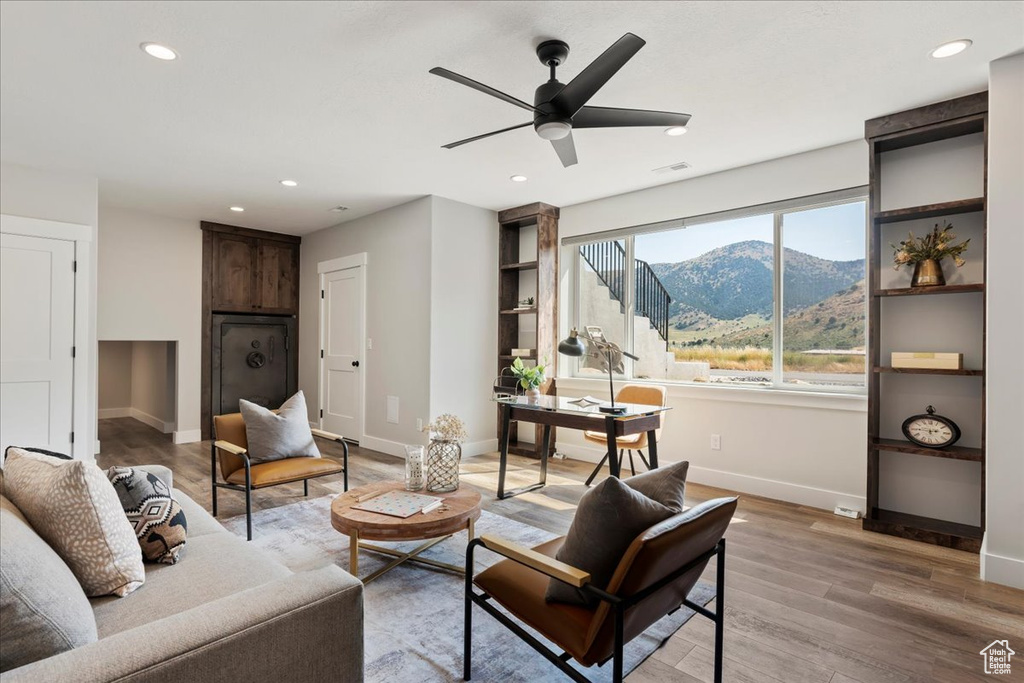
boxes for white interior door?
[321,264,364,442]
[1,233,76,456]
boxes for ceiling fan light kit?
[430,32,691,167]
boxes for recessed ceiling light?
[280,179,298,187]
[510,175,528,183]
[140,42,178,61]
[229,206,245,212]
[930,39,972,59]
[665,126,688,136]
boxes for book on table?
[352,490,444,518]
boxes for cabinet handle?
[352,361,360,368]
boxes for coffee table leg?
[349,529,359,576]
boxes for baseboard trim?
[172,429,202,445]
[461,438,499,458]
[981,535,1024,589]
[359,435,406,458]
[98,407,131,419]
[130,408,174,434]
[555,442,865,512]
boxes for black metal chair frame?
[584,447,652,486]
[464,537,726,683]
[210,434,349,541]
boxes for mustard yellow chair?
[211,412,348,540]
[582,384,667,486]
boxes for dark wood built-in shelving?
[873,283,984,297]
[873,367,983,376]
[871,438,984,462]
[497,202,559,459]
[874,197,985,224]
[864,91,987,554]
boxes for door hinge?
[320,349,324,359]
[320,409,323,418]
[284,335,289,351]
[73,260,77,273]
[72,346,76,358]
[321,290,325,299]
[70,431,75,443]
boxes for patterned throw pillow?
[2,448,145,597]
[106,467,187,565]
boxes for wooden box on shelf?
[890,352,962,370]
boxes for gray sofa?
[1,466,364,682]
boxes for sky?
[633,201,867,264]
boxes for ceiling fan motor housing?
[534,79,571,139]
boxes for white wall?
[299,197,433,455]
[556,141,870,511]
[98,341,132,411]
[97,205,201,443]
[130,341,175,430]
[430,196,498,455]
[984,53,1024,589]
[0,162,99,458]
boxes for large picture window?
[567,189,867,392]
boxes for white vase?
[525,387,541,402]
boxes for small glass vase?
[404,445,425,491]
[426,439,461,493]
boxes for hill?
[650,240,864,321]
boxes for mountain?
[649,240,864,321]
[715,279,866,351]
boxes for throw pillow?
[239,390,321,464]
[546,477,674,607]
[2,448,145,598]
[107,467,187,564]
[623,460,689,512]
[0,496,98,672]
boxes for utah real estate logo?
[980,640,1015,675]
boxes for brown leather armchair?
[582,384,668,485]
[212,412,349,540]
[465,496,737,683]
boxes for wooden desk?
[494,395,669,499]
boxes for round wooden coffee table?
[331,481,481,584]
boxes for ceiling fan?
[429,33,691,167]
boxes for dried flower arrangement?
[892,221,969,270]
[425,413,468,443]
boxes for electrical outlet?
[386,396,399,425]
[710,434,721,450]
[416,418,423,432]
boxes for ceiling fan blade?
[429,67,538,113]
[549,33,646,116]
[573,105,691,129]
[551,132,578,167]
[441,122,533,149]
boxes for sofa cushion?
[240,391,321,464]
[2,448,145,597]
[0,496,98,672]
[546,477,674,607]
[107,467,187,565]
[623,460,689,512]
[91,532,292,638]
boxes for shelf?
[873,366,983,376]
[871,438,983,462]
[863,508,982,552]
[874,197,984,224]
[500,261,538,271]
[500,307,537,315]
[873,283,984,297]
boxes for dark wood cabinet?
[203,222,300,314]
[201,222,302,438]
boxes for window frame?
[567,186,870,395]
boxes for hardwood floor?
[97,418,1024,683]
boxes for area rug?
[221,495,715,682]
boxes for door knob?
[352,360,360,367]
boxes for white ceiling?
[1,1,1021,234]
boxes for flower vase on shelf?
[426,439,461,493]
[404,445,425,491]
[911,259,945,287]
